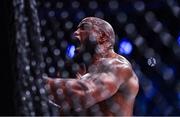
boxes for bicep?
[113,63,134,83]
[67,69,133,108]
[79,72,120,108]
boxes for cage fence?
[13,0,180,116]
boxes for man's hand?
[76,63,86,79]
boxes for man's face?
[73,21,97,53]
[72,20,98,65]
[73,22,92,42]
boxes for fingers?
[76,73,82,79]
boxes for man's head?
[72,17,115,66]
[73,17,115,53]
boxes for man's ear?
[98,32,107,44]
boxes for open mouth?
[72,35,82,53]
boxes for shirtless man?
[45,17,139,116]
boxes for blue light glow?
[145,85,156,99]
[118,39,133,55]
[177,35,180,46]
[66,45,75,58]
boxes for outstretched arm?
[45,72,118,112]
[45,61,134,112]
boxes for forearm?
[45,78,87,112]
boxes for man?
[45,17,139,116]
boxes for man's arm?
[45,61,134,112]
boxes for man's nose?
[73,29,80,36]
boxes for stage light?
[76,10,86,20]
[65,21,73,30]
[145,85,156,99]
[53,48,60,56]
[116,12,127,23]
[66,44,75,58]
[118,38,133,55]
[177,35,180,46]
[162,67,174,81]
[49,39,56,46]
[48,10,55,17]
[48,66,55,74]
[147,57,156,67]
[61,11,69,19]
[57,59,65,68]
[40,19,47,26]
[125,23,136,35]
[133,1,145,12]
[46,57,52,64]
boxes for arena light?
[177,35,180,46]
[118,38,133,55]
[66,44,75,58]
[162,67,175,81]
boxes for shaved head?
[73,17,116,65]
[79,17,115,48]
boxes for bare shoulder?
[115,55,139,93]
[99,55,132,73]
[98,55,137,83]
[87,54,137,86]
[99,55,131,66]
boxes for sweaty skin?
[45,17,139,116]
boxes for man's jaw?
[72,35,82,54]
[73,34,98,57]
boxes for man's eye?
[80,24,91,30]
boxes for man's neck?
[92,49,115,64]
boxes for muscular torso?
[77,55,139,116]
[52,54,139,116]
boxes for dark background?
[0,0,15,115]
[1,0,180,115]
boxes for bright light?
[66,45,75,58]
[177,35,180,46]
[118,39,133,55]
